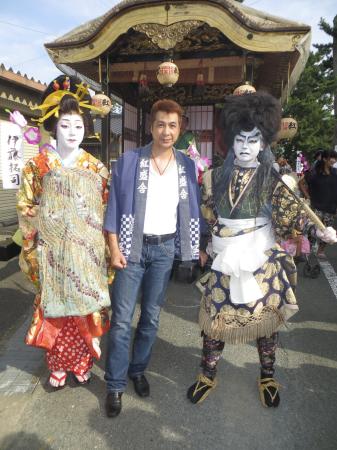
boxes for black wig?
[214,92,282,215]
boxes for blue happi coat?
[104,143,202,263]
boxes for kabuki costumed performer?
[187,92,337,407]
[17,75,112,389]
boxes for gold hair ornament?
[31,82,103,124]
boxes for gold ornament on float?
[157,61,179,87]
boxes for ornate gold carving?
[291,34,301,49]
[141,84,233,105]
[133,21,204,50]
[110,23,232,56]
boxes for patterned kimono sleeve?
[200,170,217,251]
[272,182,306,241]
[96,161,114,284]
[96,163,110,206]
[16,162,41,288]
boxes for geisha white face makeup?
[233,127,263,167]
[56,113,84,156]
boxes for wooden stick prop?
[276,172,326,231]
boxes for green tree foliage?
[317,15,337,144]
[279,18,337,163]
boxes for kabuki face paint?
[233,127,263,167]
[56,113,84,155]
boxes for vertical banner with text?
[0,121,24,189]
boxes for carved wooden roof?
[44,0,311,104]
[47,0,310,48]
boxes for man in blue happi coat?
[104,99,202,417]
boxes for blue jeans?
[105,238,175,393]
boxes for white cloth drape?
[211,217,276,304]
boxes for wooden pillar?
[121,99,125,154]
[101,54,111,166]
[137,100,142,147]
[141,106,146,146]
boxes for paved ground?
[1,247,337,450]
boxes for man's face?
[151,111,180,151]
[233,127,263,165]
[56,113,84,152]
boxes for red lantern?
[157,61,179,87]
[139,73,148,88]
[196,72,205,86]
[139,73,149,96]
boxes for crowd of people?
[16,75,337,419]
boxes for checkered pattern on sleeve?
[190,218,200,259]
[119,214,134,257]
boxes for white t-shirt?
[143,160,179,235]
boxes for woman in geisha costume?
[17,75,111,389]
[187,92,336,407]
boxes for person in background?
[313,149,324,167]
[175,114,210,183]
[17,75,111,389]
[174,114,199,151]
[104,99,201,418]
[277,157,292,175]
[299,149,337,258]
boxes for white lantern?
[91,93,112,116]
[233,82,256,96]
[157,61,179,87]
[277,117,298,140]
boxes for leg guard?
[257,333,280,407]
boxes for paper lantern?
[277,117,298,140]
[91,93,112,116]
[157,61,179,87]
[233,82,256,96]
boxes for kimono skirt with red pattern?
[26,295,109,375]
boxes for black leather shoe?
[105,392,123,418]
[132,375,150,397]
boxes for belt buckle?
[144,234,157,244]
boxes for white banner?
[0,121,24,189]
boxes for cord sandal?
[187,374,217,404]
[258,377,280,408]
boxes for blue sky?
[0,0,335,84]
